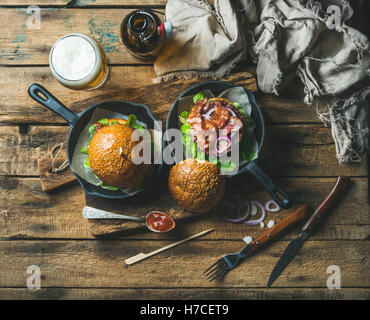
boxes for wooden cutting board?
[38,158,77,193]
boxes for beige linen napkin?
[154,0,250,82]
[155,0,369,163]
[250,0,370,162]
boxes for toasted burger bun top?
[88,122,151,189]
[207,97,232,104]
[168,159,225,213]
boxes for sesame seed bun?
[88,122,151,189]
[168,159,226,213]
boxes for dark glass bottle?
[120,9,172,61]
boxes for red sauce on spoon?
[146,211,175,233]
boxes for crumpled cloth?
[154,0,370,162]
[154,0,249,81]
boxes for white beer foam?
[51,35,96,81]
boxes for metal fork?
[204,246,252,281]
[204,204,310,281]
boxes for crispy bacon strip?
[186,98,244,154]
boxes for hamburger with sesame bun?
[168,159,226,213]
[80,116,151,190]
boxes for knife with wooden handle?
[249,203,310,250]
[223,204,311,267]
[267,176,351,287]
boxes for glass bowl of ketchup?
[146,211,175,233]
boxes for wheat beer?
[49,33,109,90]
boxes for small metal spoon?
[82,206,175,233]
[145,211,176,233]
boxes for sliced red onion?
[250,204,258,216]
[202,106,237,120]
[203,106,216,119]
[267,220,275,228]
[265,200,281,213]
[243,200,266,226]
[225,107,237,117]
[222,193,245,208]
[221,195,250,224]
[215,136,231,154]
[243,236,253,244]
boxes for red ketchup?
[146,211,175,233]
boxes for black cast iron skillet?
[28,83,163,200]
[166,80,292,209]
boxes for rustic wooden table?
[0,1,369,300]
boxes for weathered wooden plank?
[0,0,167,6]
[0,8,166,65]
[0,0,359,9]
[0,0,68,4]
[0,177,368,240]
[0,240,368,288]
[256,92,329,124]
[0,125,366,176]
[259,124,368,177]
[0,66,260,124]
[0,66,157,124]
[0,287,368,300]
[0,126,68,176]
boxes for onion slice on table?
[221,194,250,224]
[243,200,266,226]
[265,200,281,212]
[222,193,245,208]
[250,204,258,216]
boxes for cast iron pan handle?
[246,161,292,209]
[28,83,79,126]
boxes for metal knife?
[82,206,144,222]
[267,176,351,287]
[204,204,311,282]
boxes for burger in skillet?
[186,97,245,155]
[168,158,226,213]
[169,90,256,212]
[179,91,256,172]
[80,116,151,190]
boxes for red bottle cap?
[159,21,173,40]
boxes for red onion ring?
[202,106,236,119]
[226,107,237,117]
[215,136,231,154]
[243,200,266,226]
[221,195,250,224]
[222,193,244,208]
[203,106,217,119]
[265,200,281,212]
